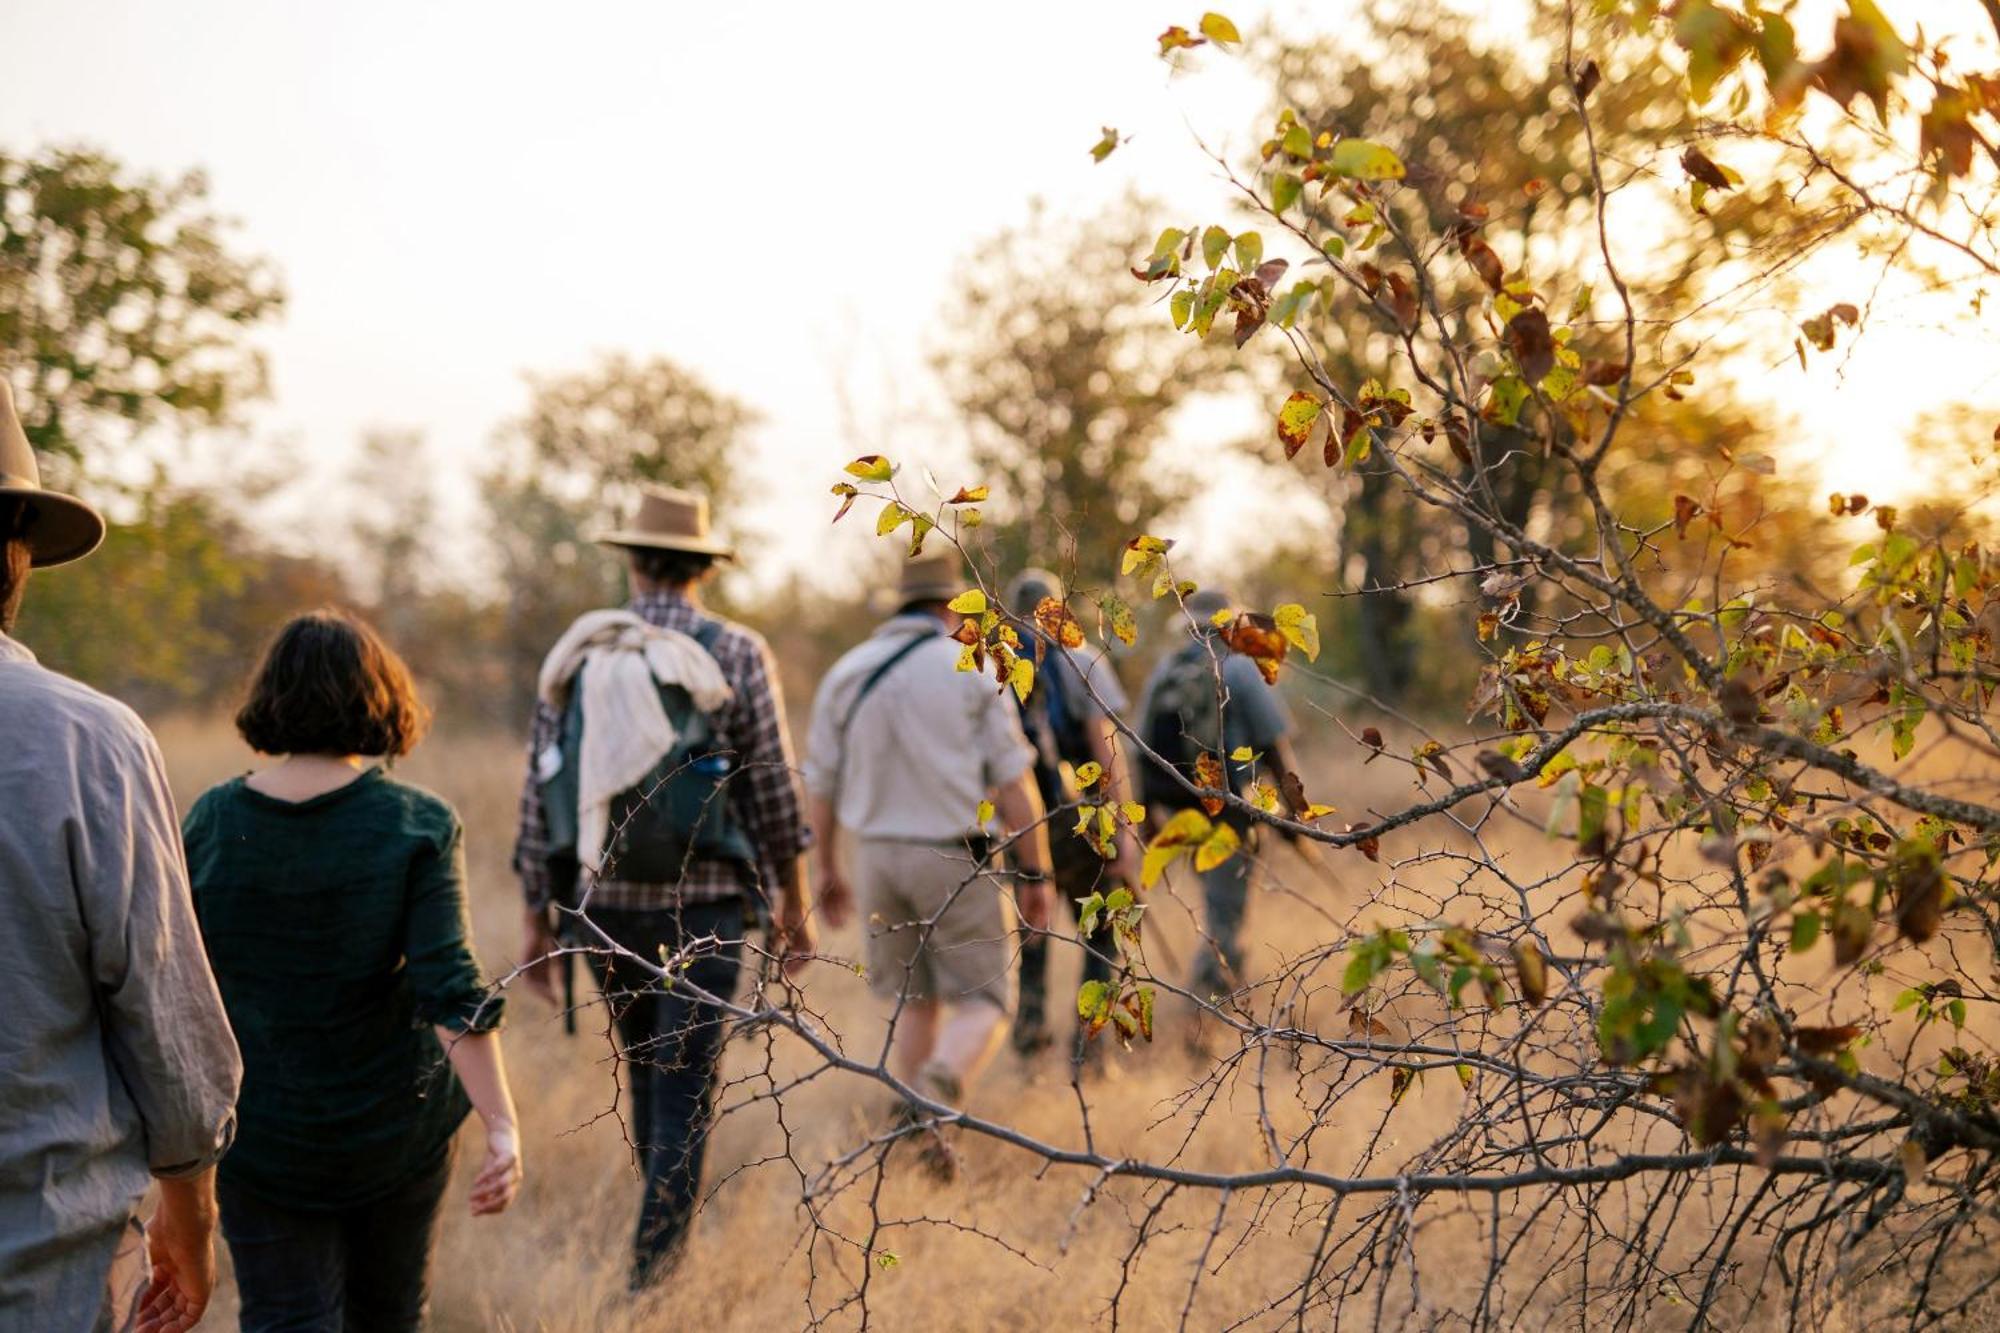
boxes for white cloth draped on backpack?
[536,609,734,875]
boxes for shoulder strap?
[840,628,939,741]
[690,617,726,653]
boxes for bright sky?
[7,0,1997,588]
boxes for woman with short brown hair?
[182,608,522,1332]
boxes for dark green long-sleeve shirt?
[182,768,503,1210]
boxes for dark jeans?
[586,901,745,1288]
[218,1143,454,1333]
[1017,833,1118,1036]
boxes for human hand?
[818,865,854,930]
[1016,879,1053,932]
[468,1121,523,1217]
[772,895,819,978]
[518,907,559,1006]
[136,1174,217,1333]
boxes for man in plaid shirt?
[512,485,812,1289]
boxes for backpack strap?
[689,617,726,654]
[839,626,940,741]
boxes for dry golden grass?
[145,716,1993,1331]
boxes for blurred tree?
[1253,1,1822,700]
[0,147,284,474]
[511,352,755,517]
[935,196,1219,586]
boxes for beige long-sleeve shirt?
[0,630,240,1328]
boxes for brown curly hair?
[235,608,431,758]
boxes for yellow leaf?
[1141,846,1177,887]
[1074,761,1104,789]
[1103,595,1137,647]
[1210,607,1236,627]
[1195,822,1242,872]
[947,485,989,504]
[1250,781,1280,814]
[1303,803,1338,820]
[954,643,979,673]
[1199,11,1240,44]
[1008,655,1035,703]
[1122,534,1172,578]
[1120,801,1147,825]
[975,799,995,827]
[876,502,909,536]
[1274,603,1320,661]
[1230,745,1256,762]
[1328,138,1406,181]
[845,455,894,482]
[947,589,988,615]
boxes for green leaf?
[1089,126,1121,163]
[1151,227,1188,260]
[1233,232,1264,271]
[1280,125,1312,159]
[1201,225,1231,269]
[876,501,910,536]
[1328,138,1406,181]
[1198,11,1240,44]
[1272,171,1303,214]
[1791,910,1822,953]
[1169,287,1195,330]
[1077,979,1113,1021]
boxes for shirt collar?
[629,587,696,614]
[0,629,34,666]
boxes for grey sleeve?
[1072,650,1129,719]
[800,664,848,801]
[77,721,242,1177]
[1225,655,1293,750]
[978,679,1037,789]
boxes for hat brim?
[593,530,736,560]
[2,487,106,568]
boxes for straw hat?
[898,549,967,606]
[0,380,104,567]
[593,485,734,559]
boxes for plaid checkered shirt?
[512,591,812,914]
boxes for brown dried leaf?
[1193,751,1227,817]
[1504,307,1555,386]
[1033,596,1086,650]
[1680,146,1735,191]
[1575,59,1601,104]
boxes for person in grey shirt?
[1137,586,1303,997]
[0,380,241,1333]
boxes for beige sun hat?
[898,549,967,606]
[593,484,735,559]
[0,380,104,567]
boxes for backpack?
[1139,640,1236,811]
[1017,635,1097,806]
[538,618,754,904]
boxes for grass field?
[146,716,1992,1331]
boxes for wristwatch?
[1015,867,1050,884]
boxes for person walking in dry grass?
[804,550,1053,1179]
[513,485,815,1289]
[0,380,241,1333]
[182,610,521,1332]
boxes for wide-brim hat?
[593,484,734,559]
[897,549,967,606]
[0,380,104,568]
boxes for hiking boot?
[1011,1010,1054,1058]
[892,1062,964,1183]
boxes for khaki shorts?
[853,837,1018,1013]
